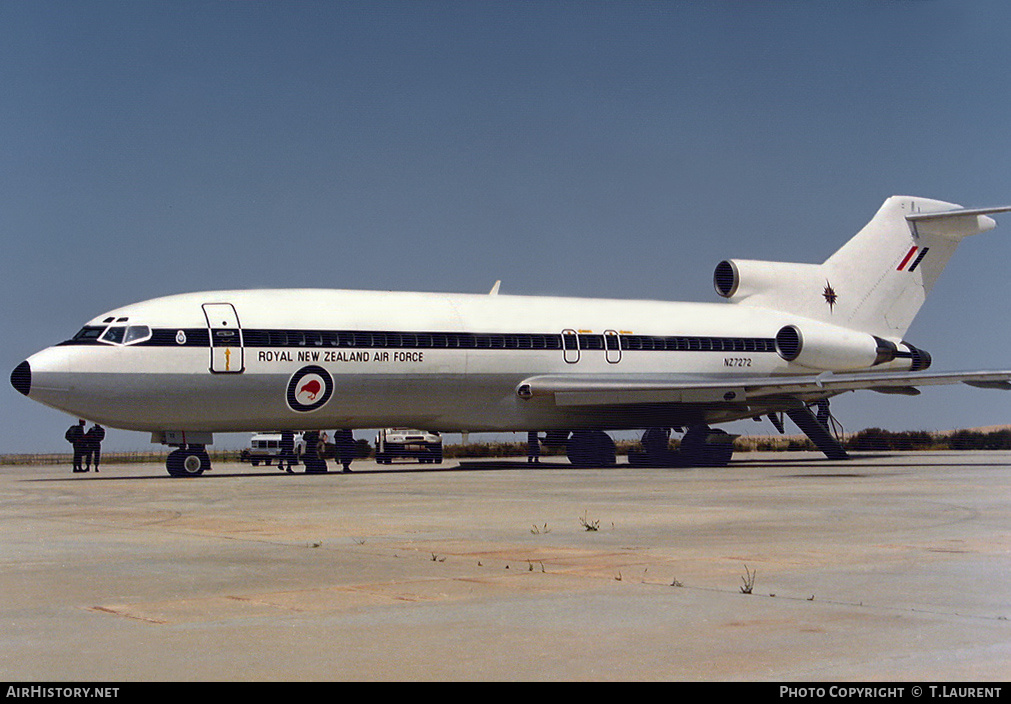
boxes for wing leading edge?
[517,370,1011,408]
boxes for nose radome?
[11,361,31,396]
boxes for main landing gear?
[560,426,734,468]
[565,430,617,468]
[166,444,212,477]
[628,426,735,467]
[678,426,735,467]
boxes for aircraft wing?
[517,370,1011,407]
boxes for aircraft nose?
[11,360,31,396]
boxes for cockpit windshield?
[123,325,151,345]
[71,324,152,346]
[101,326,126,344]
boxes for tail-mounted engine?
[714,259,931,372]
[714,259,823,302]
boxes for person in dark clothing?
[65,419,86,473]
[278,431,296,474]
[335,429,355,473]
[527,431,541,464]
[84,424,105,473]
[302,430,327,473]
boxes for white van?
[239,432,307,466]
[375,428,442,464]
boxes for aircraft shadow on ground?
[23,451,1006,482]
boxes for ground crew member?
[302,430,326,473]
[278,430,296,474]
[527,431,541,464]
[65,419,86,473]
[85,424,105,473]
[336,429,355,473]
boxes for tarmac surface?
[1,451,1009,682]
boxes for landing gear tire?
[166,446,211,477]
[566,430,616,468]
[679,427,734,467]
[631,427,676,466]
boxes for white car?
[240,432,306,466]
[375,428,442,464]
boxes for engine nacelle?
[774,321,931,372]
[714,259,823,301]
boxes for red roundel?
[286,365,333,412]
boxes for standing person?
[527,431,541,464]
[302,430,327,473]
[335,429,355,473]
[85,424,105,473]
[65,419,86,473]
[278,430,296,474]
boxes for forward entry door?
[202,303,244,373]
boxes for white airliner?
[11,196,1011,476]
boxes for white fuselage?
[23,287,814,435]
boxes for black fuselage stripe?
[61,328,778,353]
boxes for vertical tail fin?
[822,196,1008,337]
[718,197,1009,339]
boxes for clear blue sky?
[2,1,1009,453]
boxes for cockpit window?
[69,324,149,346]
[123,325,152,345]
[73,326,105,342]
[100,326,126,344]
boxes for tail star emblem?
[822,281,838,312]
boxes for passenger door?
[202,303,244,373]
[561,329,580,364]
[604,330,622,364]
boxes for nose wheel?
[166,445,211,477]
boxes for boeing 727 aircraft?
[11,196,1011,476]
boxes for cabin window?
[353,332,371,347]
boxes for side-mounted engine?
[772,321,931,372]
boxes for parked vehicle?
[239,432,306,466]
[375,428,442,464]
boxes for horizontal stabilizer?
[905,205,1011,222]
